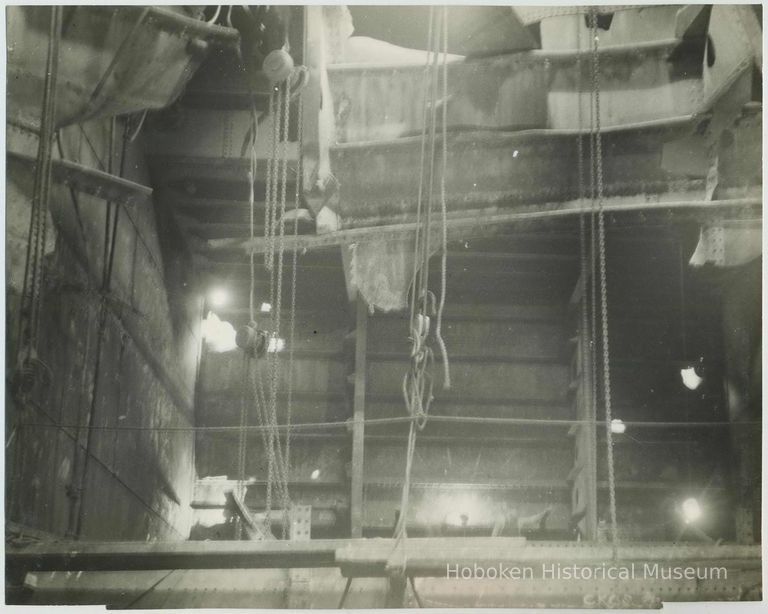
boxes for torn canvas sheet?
[345,236,439,313]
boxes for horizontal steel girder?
[7,151,153,207]
[210,194,761,254]
[6,539,346,574]
[327,120,759,221]
[8,538,761,576]
[335,539,762,578]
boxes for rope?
[393,6,450,573]
[589,6,619,555]
[433,9,451,390]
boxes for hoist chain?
[17,6,62,367]
[589,6,618,554]
[264,84,281,530]
[273,79,293,536]
[575,9,599,541]
[264,90,278,271]
[283,86,304,537]
[257,79,295,535]
[248,100,259,322]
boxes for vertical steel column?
[350,296,368,537]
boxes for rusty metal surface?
[329,41,709,142]
[7,6,239,129]
[328,127,751,222]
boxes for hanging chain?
[589,6,618,553]
[17,6,62,367]
[264,84,281,530]
[261,78,294,535]
[249,99,259,322]
[274,78,293,534]
[576,6,600,541]
[234,96,263,538]
[283,86,304,537]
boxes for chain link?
[249,100,259,322]
[264,90,277,271]
[283,86,304,537]
[575,7,599,541]
[589,6,618,554]
[18,6,62,364]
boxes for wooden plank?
[350,296,368,537]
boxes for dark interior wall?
[192,224,754,542]
[193,251,353,538]
[6,117,202,540]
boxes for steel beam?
[335,539,763,578]
[7,151,153,207]
[9,538,759,576]
[210,196,761,254]
[6,539,349,573]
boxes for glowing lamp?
[680,367,703,391]
[681,497,702,524]
[202,312,237,352]
[610,419,626,434]
[209,288,229,308]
